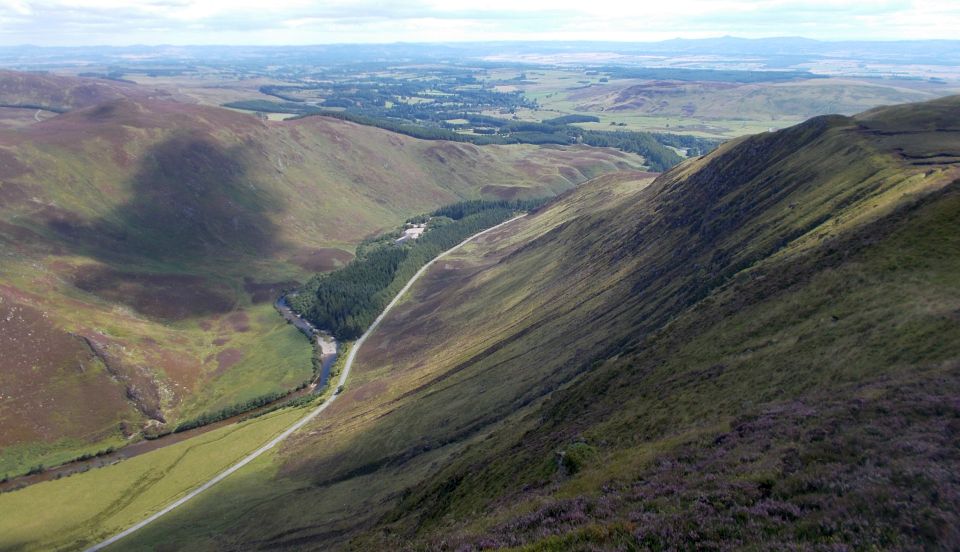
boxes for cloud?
[0,0,957,45]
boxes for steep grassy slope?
[107,96,960,550]
[358,98,960,549]
[0,72,645,477]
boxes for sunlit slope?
[0,73,645,476]
[552,76,956,137]
[112,95,960,550]
[360,95,960,549]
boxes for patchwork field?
[516,69,960,138]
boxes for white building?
[396,223,427,243]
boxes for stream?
[0,295,339,493]
[275,295,339,389]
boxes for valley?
[0,212,530,551]
[93,95,960,551]
[0,35,958,552]
[0,70,645,482]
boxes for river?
[0,296,339,493]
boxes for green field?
[0,406,306,551]
[512,69,959,138]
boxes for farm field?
[68,61,958,147]
[0,406,306,551]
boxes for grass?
[0,436,128,483]
[0,91,645,474]
[223,107,296,121]
[515,70,950,139]
[0,405,305,552]
[175,304,314,420]
[109,102,958,544]
[348,103,960,549]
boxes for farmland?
[0,405,306,551]
[24,44,956,145]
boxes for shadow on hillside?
[45,132,288,319]
[113,132,284,260]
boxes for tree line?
[430,198,548,220]
[226,99,720,171]
[289,200,547,340]
[172,384,310,433]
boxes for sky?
[0,0,959,46]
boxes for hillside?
[537,75,959,138]
[0,70,156,112]
[565,78,938,121]
[100,95,960,550]
[0,71,646,478]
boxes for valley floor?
[0,215,527,552]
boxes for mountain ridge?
[97,94,960,550]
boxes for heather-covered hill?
[0,70,156,112]
[110,96,959,550]
[365,97,960,549]
[0,72,645,477]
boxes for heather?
[434,377,960,550]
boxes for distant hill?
[0,70,156,112]
[3,38,959,69]
[113,95,960,550]
[566,78,937,120]
[0,71,645,477]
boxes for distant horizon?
[4,35,960,50]
[1,1,958,46]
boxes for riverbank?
[275,294,339,388]
[83,214,527,552]
[0,298,339,494]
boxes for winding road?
[84,214,525,552]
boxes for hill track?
[84,214,527,552]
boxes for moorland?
[0,38,958,551]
